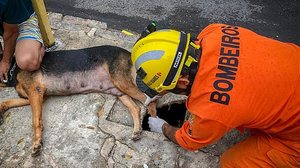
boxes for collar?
[5,57,19,87]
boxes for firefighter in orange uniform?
[131,24,300,167]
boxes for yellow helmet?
[132,29,198,98]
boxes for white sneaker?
[45,39,61,52]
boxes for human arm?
[174,114,232,150]
[0,23,19,82]
[149,114,232,150]
[162,123,179,144]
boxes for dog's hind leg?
[27,86,46,157]
[123,88,157,117]
[0,98,30,124]
[118,95,142,140]
[113,79,158,141]
[116,81,157,117]
[111,75,157,115]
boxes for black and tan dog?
[0,45,156,156]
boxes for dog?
[0,45,157,156]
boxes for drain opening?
[142,103,187,131]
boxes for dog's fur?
[0,45,156,156]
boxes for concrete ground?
[0,13,247,167]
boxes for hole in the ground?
[142,103,187,131]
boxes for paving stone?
[100,137,115,159]
[61,15,91,32]
[48,12,63,30]
[86,19,107,29]
[87,27,97,37]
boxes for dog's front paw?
[31,142,43,157]
[131,130,142,141]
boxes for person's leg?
[221,135,299,167]
[15,40,44,71]
[15,13,45,71]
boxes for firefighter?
[131,24,300,167]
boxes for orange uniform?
[175,24,300,167]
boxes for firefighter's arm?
[175,115,231,151]
[162,123,180,144]
[148,115,231,150]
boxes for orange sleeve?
[175,115,232,151]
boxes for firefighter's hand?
[148,116,167,133]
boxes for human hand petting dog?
[148,116,167,133]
